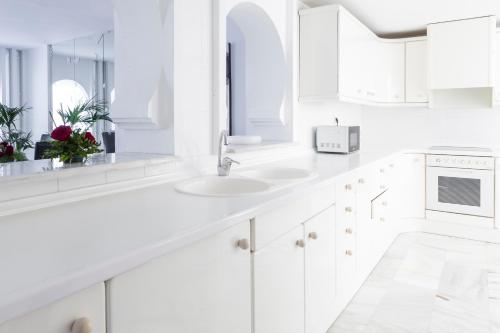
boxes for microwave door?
[426,167,494,217]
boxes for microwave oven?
[316,126,360,154]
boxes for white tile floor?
[328,232,500,333]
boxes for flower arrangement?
[46,98,113,164]
[0,103,33,163]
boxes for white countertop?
[0,148,460,324]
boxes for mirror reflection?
[0,0,114,163]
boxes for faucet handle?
[222,157,240,166]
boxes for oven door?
[426,167,494,217]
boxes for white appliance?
[316,126,360,154]
[426,147,495,219]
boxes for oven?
[426,154,495,218]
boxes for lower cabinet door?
[0,283,105,333]
[107,222,252,333]
[253,225,305,333]
[305,206,336,333]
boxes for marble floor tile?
[328,232,500,333]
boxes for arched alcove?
[226,2,287,139]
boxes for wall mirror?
[0,0,114,161]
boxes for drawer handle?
[380,169,385,174]
[380,185,386,190]
[389,164,395,168]
[236,239,250,250]
[296,239,306,248]
[345,184,353,191]
[358,178,365,184]
[71,318,92,333]
[382,201,388,207]
[345,228,353,234]
[380,217,386,222]
[345,207,353,213]
[308,232,318,240]
[345,250,353,256]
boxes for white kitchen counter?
[0,148,431,324]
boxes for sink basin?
[175,176,272,197]
[237,167,316,182]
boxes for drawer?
[0,283,105,333]
[252,185,335,251]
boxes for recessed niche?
[226,3,287,141]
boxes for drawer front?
[253,186,335,251]
[0,283,105,333]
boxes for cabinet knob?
[389,164,395,168]
[71,318,92,333]
[345,228,353,234]
[236,239,250,250]
[414,158,420,163]
[358,178,365,184]
[380,217,386,222]
[345,207,353,213]
[382,201,388,207]
[345,250,353,256]
[380,185,386,190]
[345,184,353,191]
[296,239,306,248]
[380,169,385,174]
[308,232,318,240]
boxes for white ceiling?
[302,0,500,37]
[0,0,114,49]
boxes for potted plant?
[0,103,33,163]
[46,98,113,164]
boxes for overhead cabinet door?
[428,16,496,89]
[406,40,428,103]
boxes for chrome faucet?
[218,130,239,176]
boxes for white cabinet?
[338,7,375,101]
[300,5,406,106]
[396,154,426,219]
[428,16,496,89]
[406,40,428,103]
[377,42,405,103]
[108,222,252,333]
[253,225,305,333]
[305,207,336,333]
[0,284,105,333]
[428,16,496,108]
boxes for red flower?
[4,145,13,156]
[51,126,72,141]
[84,132,96,144]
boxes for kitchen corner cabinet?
[0,283,105,333]
[299,5,406,106]
[107,222,252,333]
[406,40,428,103]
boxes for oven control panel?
[426,154,495,170]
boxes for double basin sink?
[175,167,316,197]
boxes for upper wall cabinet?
[406,40,428,103]
[427,16,496,108]
[299,5,407,106]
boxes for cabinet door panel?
[305,206,336,333]
[108,223,251,333]
[254,225,304,333]
[396,154,426,219]
[406,40,428,103]
[0,284,105,333]
[338,8,373,101]
[377,42,405,103]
